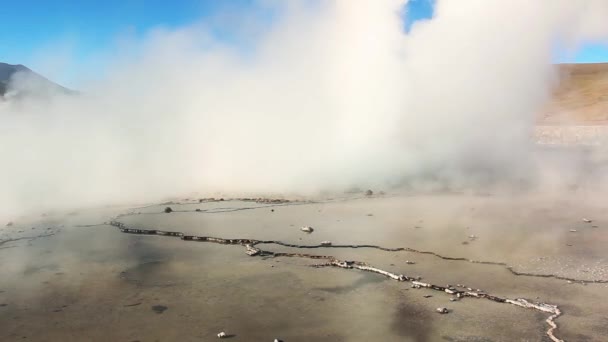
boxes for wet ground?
[1,194,607,341]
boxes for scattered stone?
[365,189,373,196]
[583,218,592,223]
[164,207,173,213]
[217,332,227,338]
[245,245,261,256]
[300,226,314,233]
[405,260,415,265]
[436,307,449,314]
[195,209,202,212]
[320,241,332,246]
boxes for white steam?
[1,0,608,218]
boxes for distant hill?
[0,62,72,100]
[542,63,608,125]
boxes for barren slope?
[541,63,608,124]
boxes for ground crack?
[109,220,565,342]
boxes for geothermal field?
[2,190,608,341]
[3,1,608,342]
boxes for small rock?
[195,209,202,212]
[449,298,458,302]
[300,226,314,233]
[217,332,227,338]
[164,207,173,213]
[569,229,577,232]
[436,307,449,314]
[411,284,421,289]
[245,245,261,256]
[274,339,284,342]
[271,209,275,212]
[405,260,415,265]
[583,218,592,223]
[320,241,332,246]
[365,189,373,196]
[423,295,433,298]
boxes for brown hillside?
[541,63,608,125]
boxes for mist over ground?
[1,0,608,218]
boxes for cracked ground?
[1,194,608,341]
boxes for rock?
[195,209,202,212]
[217,332,227,338]
[405,260,415,265]
[569,229,577,232]
[274,339,284,342]
[436,307,449,314]
[320,241,332,246]
[423,295,433,298]
[583,218,592,223]
[300,226,314,233]
[164,207,173,213]
[245,244,261,256]
[365,189,373,196]
[450,298,459,302]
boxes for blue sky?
[1,0,607,87]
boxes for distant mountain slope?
[542,63,608,124]
[0,62,72,99]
